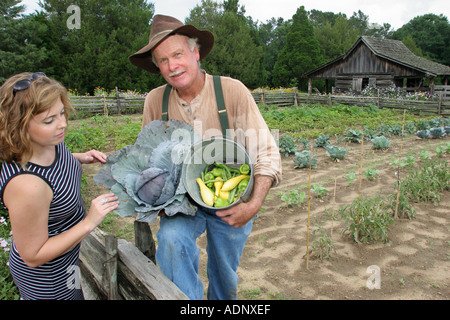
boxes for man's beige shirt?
[142,73,282,187]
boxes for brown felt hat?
[129,15,214,74]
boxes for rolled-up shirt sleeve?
[222,77,282,187]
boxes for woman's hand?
[84,194,119,231]
[73,149,107,164]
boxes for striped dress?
[0,143,85,300]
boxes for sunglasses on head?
[13,72,46,96]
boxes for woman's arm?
[4,174,118,268]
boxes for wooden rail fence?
[251,85,450,116]
[70,86,450,117]
[80,222,188,300]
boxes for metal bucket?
[182,137,254,209]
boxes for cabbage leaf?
[94,120,199,223]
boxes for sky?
[19,0,450,30]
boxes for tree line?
[1,0,449,94]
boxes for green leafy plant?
[370,136,391,150]
[375,124,391,136]
[94,120,198,223]
[389,124,405,136]
[443,142,450,154]
[385,188,416,220]
[429,127,446,139]
[340,196,394,244]
[280,188,306,207]
[401,158,450,205]
[444,127,450,135]
[364,168,380,181]
[415,130,430,139]
[313,134,330,148]
[415,120,431,130]
[0,211,20,300]
[419,151,432,161]
[435,146,445,158]
[298,137,310,149]
[404,121,417,134]
[311,228,336,260]
[293,150,318,169]
[278,133,298,157]
[344,129,363,143]
[427,118,443,128]
[344,171,356,186]
[362,128,378,140]
[390,156,416,168]
[113,122,141,149]
[310,184,329,199]
[65,124,108,153]
[325,145,348,161]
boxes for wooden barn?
[303,36,450,94]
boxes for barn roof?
[304,36,450,78]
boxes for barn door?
[352,77,363,92]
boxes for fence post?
[115,87,122,115]
[104,235,119,300]
[294,87,298,106]
[103,93,108,117]
[134,221,156,264]
[377,89,380,109]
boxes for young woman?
[0,72,119,300]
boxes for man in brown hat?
[129,15,281,300]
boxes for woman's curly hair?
[0,73,74,167]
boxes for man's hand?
[215,175,273,228]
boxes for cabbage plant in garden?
[325,145,348,161]
[94,120,199,223]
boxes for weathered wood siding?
[308,42,427,79]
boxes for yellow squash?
[218,190,229,200]
[214,177,224,197]
[221,175,250,192]
[196,178,215,207]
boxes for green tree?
[0,0,47,82]
[257,17,291,87]
[187,0,266,88]
[313,13,359,61]
[37,0,162,94]
[391,14,450,66]
[401,34,424,57]
[272,6,323,89]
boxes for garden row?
[278,114,450,168]
[274,114,449,259]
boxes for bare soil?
[83,133,449,300]
[233,136,449,300]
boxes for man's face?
[153,35,201,92]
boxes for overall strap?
[161,76,229,135]
[213,75,229,135]
[162,83,172,121]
